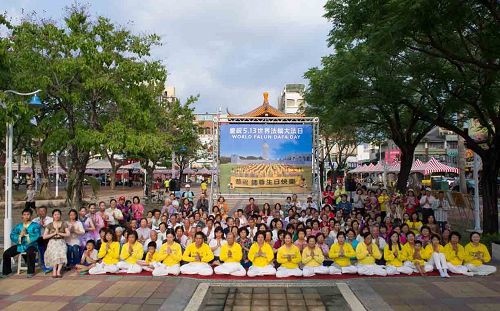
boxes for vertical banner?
[219,123,313,194]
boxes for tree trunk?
[319,160,325,191]
[479,152,499,234]
[38,150,50,199]
[110,169,116,190]
[66,151,89,209]
[396,146,415,193]
[147,166,154,198]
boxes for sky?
[2,0,332,114]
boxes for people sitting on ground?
[302,235,329,277]
[89,229,120,274]
[153,229,182,276]
[76,240,98,274]
[464,232,496,276]
[180,232,214,276]
[356,232,387,276]
[117,231,144,273]
[328,232,357,275]
[247,231,276,277]
[214,232,246,276]
[276,232,302,278]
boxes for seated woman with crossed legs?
[214,232,246,276]
[247,231,276,277]
[117,231,144,273]
[153,229,182,276]
[302,235,330,277]
[328,232,357,275]
[384,232,413,275]
[89,229,120,274]
[276,232,302,278]
[355,232,387,276]
[180,232,214,276]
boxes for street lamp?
[1,89,42,250]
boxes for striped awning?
[423,157,459,175]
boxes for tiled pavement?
[1,271,500,310]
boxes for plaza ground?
[1,190,499,310]
[0,270,500,310]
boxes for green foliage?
[321,0,500,232]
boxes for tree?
[323,0,500,232]
[9,6,166,207]
[305,48,433,193]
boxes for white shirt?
[65,221,84,246]
[209,239,227,257]
[419,195,436,210]
[33,216,53,228]
[104,208,123,226]
[144,239,162,252]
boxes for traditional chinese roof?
[227,92,304,118]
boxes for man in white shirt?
[105,199,124,228]
[304,195,318,211]
[144,230,162,252]
[419,188,436,224]
[32,206,53,273]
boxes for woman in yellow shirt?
[384,232,413,275]
[117,231,144,273]
[464,232,496,276]
[425,234,450,278]
[444,231,473,276]
[276,232,302,277]
[406,213,423,235]
[302,235,330,277]
[247,231,276,277]
[328,232,357,275]
[180,232,214,276]
[355,232,387,276]
[153,229,182,276]
[89,229,120,274]
[402,232,433,273]
[214,232,246,276]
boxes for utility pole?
[457,135,467,193]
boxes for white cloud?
[4,0,332,113]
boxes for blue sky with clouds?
[2,0,331,113]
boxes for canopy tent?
[121,162,142,170]
[48,167,66,174]
[86,159,112,170]
[196,167,211,175]
[422,157,459,175]
[349,164,366,173]
[387,163,400,173]
[183,168,195,174]
[411,159,425,173]
[84,168,101,175]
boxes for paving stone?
[236,293,252,300]
[233,299,251,306]
[269,307,288,311]
[253,288,269,294]
[237,288,253,294]
[211,293,229,300]
[252,299,269,306]
[305,299,324,306]
[285,288,301,294]
[206,298,227,306]
[308,307,327,311]
[251,306,270,311]
[287,299,305,306]
[232,306,251,311]
[270,299,287,306]
[203,306,225,311]
[211,287,229,294]
[269,288,285,294]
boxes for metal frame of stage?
[209,115,321,208]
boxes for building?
[278,84,306,115]
[161,86,177,104]
[193,112,217,168]
[372,127,459,167]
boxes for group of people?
[1,183,496,279]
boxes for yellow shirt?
[120,242,144,264]
[329,243,356,267]
[378,194,390,212]
[384,244,405,267]
[401,243,431,262]
[444,243,466,266]
[356,242,382,265]
[406,220,423,235]
[182,243,214,263]
[144,251,161,264]
[302,246,324,267]
[98,241,120,265]
[158,242,183,266]
[277,244,302,269]
[425,243,444,255]
[464,242,491,266]
[220,242,243,263]
[248,242,274,267]
[406,220,423,234]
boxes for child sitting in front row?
[413,240,426,276]
[137,241,160,272]
[76,240,98,274]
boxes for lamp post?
[1,89,42,250]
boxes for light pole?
[1,89,42,250]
